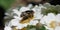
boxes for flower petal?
[20,7,30,12]
[4,26,12,30]
[29,20,38,25]
[56,14,60,22]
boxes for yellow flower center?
[49,21,56,28]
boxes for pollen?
[49,21,56,28]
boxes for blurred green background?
[0,0,51,10]
[0,0,15,10]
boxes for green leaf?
[26,25,46,30]
[0,0,15,10]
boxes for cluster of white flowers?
[4,4,46,30]
[40,13,60,30]
[4,3,60,30]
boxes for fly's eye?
[20,12,26,17]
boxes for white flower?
[4,26,12,30]
[40,13,60,30]
[27,4,33,9]
[32,5,44,19]
[16,23,28,29]
[39,4,47,9]
[7,17,28,29]
[5,8,29,29]
[32,5,39,12]
[5,4,47,30]
[12,9,21,17]
[55,26,60,30]
[56,14,60,22]
[40,13,56,24]
[9,18,21,26]
[5,5,36,29]
[29,20,38,26]
[19,6,30,12]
